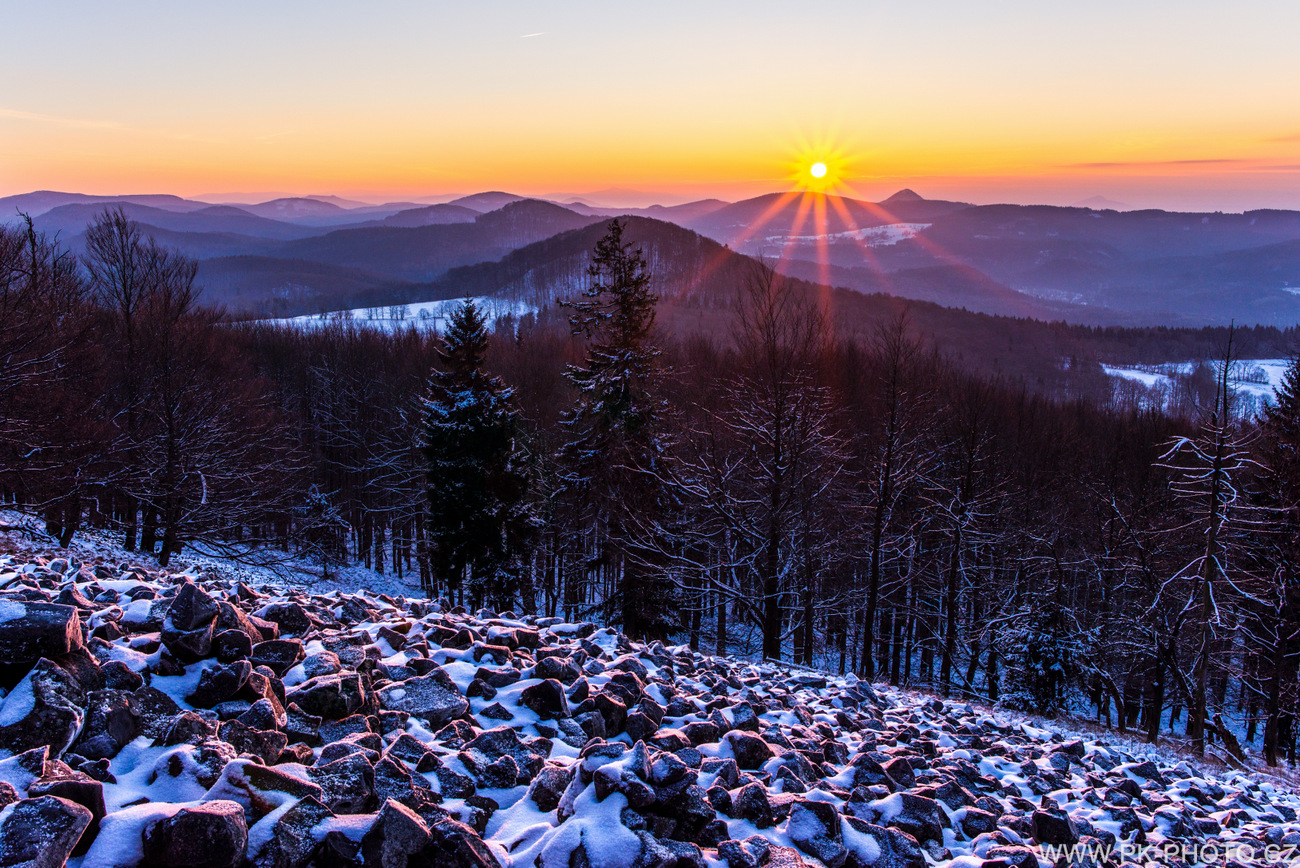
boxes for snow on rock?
[0,600,83,664]
[0,794,95,868]
[0,545,1297,867]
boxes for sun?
[795,156,841,193]
[785,135,854,194]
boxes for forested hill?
[284,214,1300,398]
[272,199,601,282]
[12,187,1300,326]
[8,204,1300,779]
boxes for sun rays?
[681,134,973,315]
[787,134,854,196]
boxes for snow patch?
[266,296,537,334]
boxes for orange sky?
[4,2,1300,211]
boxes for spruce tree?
[424,299,534,609]
[1262,356,1300,484]
[562,219,678,640]
[1253,355,1300,765]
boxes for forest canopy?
[3,211,1300,767]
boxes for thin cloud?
[1268,132,1300,143]
[1066,158,1248,169]
[520,32,545,38]
[0,107,123,130]
[0,108,228,145]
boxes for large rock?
[204,759,324,821]
[464,726,548,782]
[719,838,771,868]
[359,798,431,867]
[133,685,183,740]
[308,751,376,814]
[373,757,443,822]
[377,669,467,723]
[188,660,252,709]
[724,730,774,770]
[867,793,944,847]
[152,740,238,792]
[164,582,220,631]
[219,719,288,766]
[682,721,720,747]
[424,816,502,868]
[631,831,706,868]
[215,602,264,648]
[142,799,249,868]
[0,601,83,664]
[28,770,105,856]
[847,753,897,791]
[733,782,774,829]
[533,655,580,684]
[356,799,501,867]
[161,583,220,662]
[255,602,312,637]
[788,798,847,867]
[519,679,569,720]
[0,795,93,868]
[72,688,143,760]
[247,795,333,868]
[213,628,252,668]
[287,673,374,721]
[526,766,573,813]
[881,757,915,789]
[842,816,925,868]
[0,657,87,757]
[1031,808,1079,846]
[250,639,304,677]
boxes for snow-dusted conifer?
[424,298,534,608]
[561,219,678,640]
[1250,353,1300,765]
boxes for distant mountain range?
[5,186,1300,327]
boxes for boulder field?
[0,551,1297,867]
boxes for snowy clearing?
[265,296,538,333]
[1104,358,1291,406]
[762,223,931,247]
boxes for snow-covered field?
[1,524,1298,868]
[1104,358,1291,407]
[267,297,538,333]
[761,224,931,248]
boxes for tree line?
[3,210,1300,767]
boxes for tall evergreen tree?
[1262,355,1300,486]
[424,299,534,609]
[1251,354,1300,764]
[562,219,678,640]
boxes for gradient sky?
[3,0,1300,210]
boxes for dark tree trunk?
[940,526,962,696]
[123,494,138,552]
[141,506,158,555]
[716,573,728,658]
[761,511,782,661]
[986,643,999,701]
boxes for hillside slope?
[0,535,1294,868]
[34,202,324,241]
[272,200,602,282]
[349,217,1115,390]
[17,186,1300,327]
